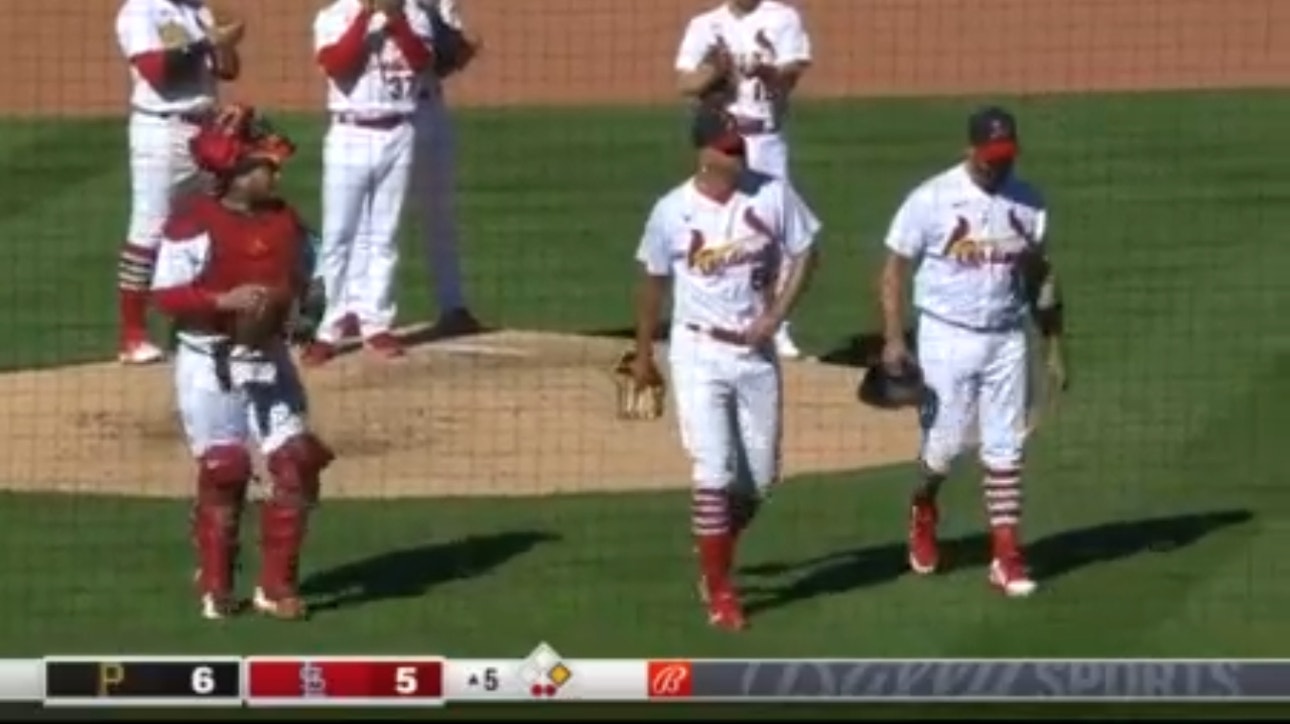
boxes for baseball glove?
[429,9,481,78]
[231,288,294,349]
[612,348,666,421]
[857,359,926,410]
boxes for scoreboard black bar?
[44,659,241,703]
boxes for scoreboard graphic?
[4,648,1287,706]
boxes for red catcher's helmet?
[189,103,296,178]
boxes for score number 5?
[395,666,422,695]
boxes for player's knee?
[921,436,964,477]
[197,444,253,504]
[266,433,335,507]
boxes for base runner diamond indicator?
[517,643,573,697]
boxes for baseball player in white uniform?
[675,0,812,360]
[408,0,484,337]
[633,107,821,631]
[114,0,243,364]
[305,0,438,365]
[878,107,1069,597]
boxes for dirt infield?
[0,0,1285,498]
[0,331,919,498]
[1,0,1287,115]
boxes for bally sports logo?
[647,660,694,698]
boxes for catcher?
[151,104,334,622]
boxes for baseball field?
[0,0,1287,703]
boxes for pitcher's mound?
[0,329,917,499]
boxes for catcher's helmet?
[857,360,926,409]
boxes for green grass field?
[0,89,1286,671]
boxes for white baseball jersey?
[675,0,811,127]
[314,0,436,116]
[115,0,218,114]
[636,172,821,333]
[885,163,1048,331]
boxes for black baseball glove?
[857,359,926,410]
[429,8,481,78]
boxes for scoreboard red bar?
[246,657,444,707]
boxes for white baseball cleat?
[988,557,1038,598]
[118,340,165,365]
[773,326,803,360]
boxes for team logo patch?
[158,20,193,49]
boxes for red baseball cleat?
[300,341,337,368]
[988,554,1038,598]
[706,589,747,632]
[365,332,405,359]
[908,496,940,575]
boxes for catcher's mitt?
[231,288,294,349]
[857,359,926,410]
[612,348,666,421]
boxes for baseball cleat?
[200,593,241,620]
[907,497,940,575]
[988,557,1038,597]
[118,339,165,365]
[773,327,803,360]
[252,587,309,621]
[706,590,748,631]
[300,341,337,368]
[431,307,484,338]
[364,332,405,359]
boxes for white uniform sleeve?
[116,0,164,58]
[771,9,812,64]
[883,191,929,259]
[313,6,351,51]
[674,17,712,72]
[779,181,821,258]
[634,200,673,277]
[151,234,210,290]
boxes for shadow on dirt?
[738,509,1253,616]
[301,530,561,614]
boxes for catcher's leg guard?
[256,433,333,619]
[193,444,252,615]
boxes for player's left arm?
[766,181,821,324]
[1023,208,1068,389]
[756,11,812,96]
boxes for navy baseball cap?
[691,105,746,156]
[967,106,1019,162]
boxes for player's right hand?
[629,350,662,387]
[215,284,269,313]
[880,337,911,374]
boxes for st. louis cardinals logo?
[940,213,1030,267]
[686,208,777,275]
[647,661,694,698]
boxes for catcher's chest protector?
[190,198,306,331]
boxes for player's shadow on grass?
[301,530,560,614]
[738,509,1252,615]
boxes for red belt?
[732,116,776,135]
[333,113,411,130]
[684,322,748,347]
